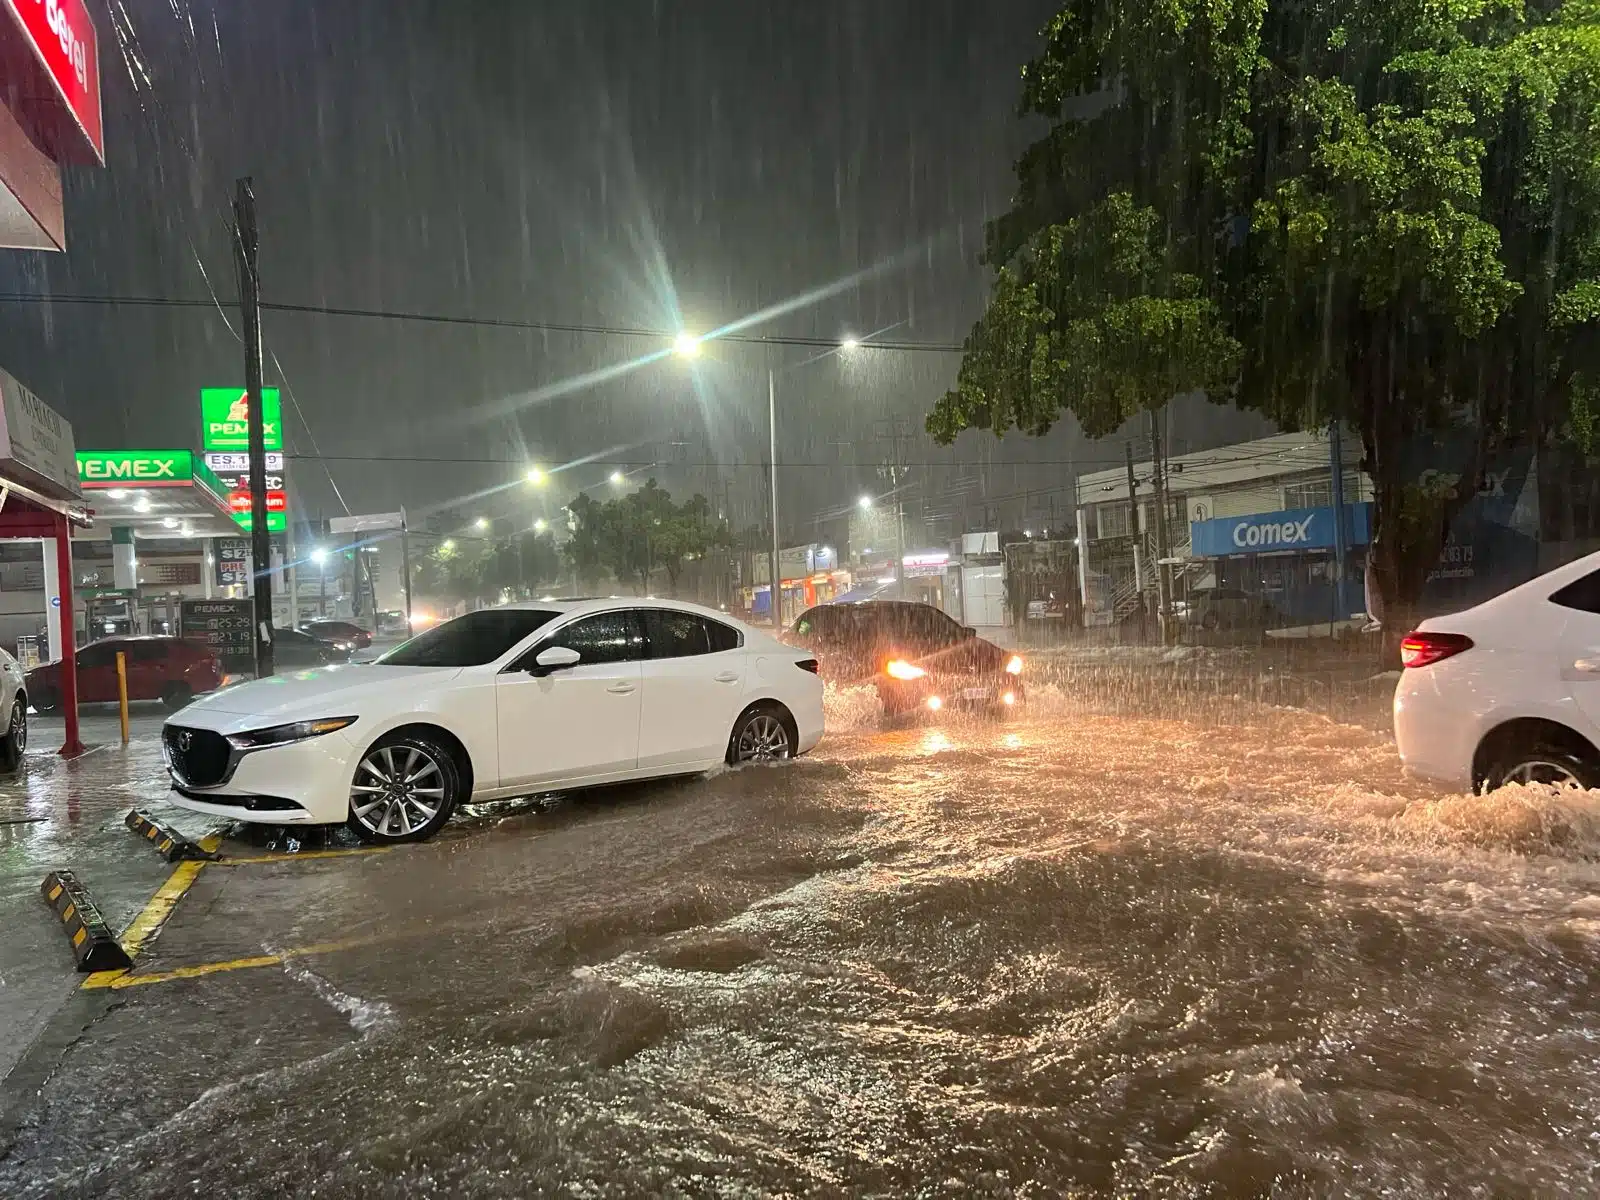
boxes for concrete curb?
[38,872,132,973]
[124,809,212,862]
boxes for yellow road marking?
[213,846,391,866]
[80,859,207,990]
[91,939,365,989]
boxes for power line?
[0,292,966,353]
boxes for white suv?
[1394,550,1600,792]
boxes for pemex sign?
[76,449,194,486]
[201,388,281,452]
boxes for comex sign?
[1231,514,1317,550]
[1189,504,1372,559]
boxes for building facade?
[1073,431,1373,628]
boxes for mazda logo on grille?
[177,732,192,751]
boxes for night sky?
[0,0,1267,542]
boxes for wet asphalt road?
[3,666,1600,1196]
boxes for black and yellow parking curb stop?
[125,809,213,862]
[39,871,132,973]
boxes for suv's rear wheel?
[347,733,462,843]
[0,697,26,769]
[160,682,193,712]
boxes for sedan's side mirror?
[530,645,581,676]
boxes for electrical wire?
[0,292,965,352]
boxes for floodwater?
[5,660,1600,1197]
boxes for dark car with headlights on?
[788,600,1023,716]
[300,619,373,649]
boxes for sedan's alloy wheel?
[351,744,447,837]
[735,713,791,762]
[1500,757,1584,788]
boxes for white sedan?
[162,599,824,842]
[1394,549,1600,792]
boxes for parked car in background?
[788,600,1023,716]
[376,610,413,637]
[163,599,823,844]
[1173,586,1279,631]
[301,619,373,649]
[1394,549,1600,791]
[0,644,27,768]
[275,627,356,670]
[28,636,223,713]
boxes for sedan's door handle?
[606,682,636,695]
[714,671,740,684]
[1575,657,1600,676]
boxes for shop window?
[1096,503,1132,539]
[1284,481,1333,510]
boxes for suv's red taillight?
[795,658,819,674]
[1399,631,1474,668]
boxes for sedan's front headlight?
[226,716,357,751]
[1005,655,1024,676]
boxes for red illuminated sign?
[229,491,288,515]
[1,0,103,165]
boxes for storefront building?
[0,0,102,251]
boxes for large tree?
[931,0,1600,626]
[563,480,729,595]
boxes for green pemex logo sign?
[201,388,282,452]
[77,450,195,484]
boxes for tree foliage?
[564,479,729,594]
[934,0,1600,618]
[416,529,564,606]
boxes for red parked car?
[27,636,224,713]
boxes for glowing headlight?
[1005,655,1024,675]
[885,659,926,681]
[226,716,357,751]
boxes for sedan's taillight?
[1399,631,1474,668]
[795,658,820,674]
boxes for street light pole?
[767,367,781,629]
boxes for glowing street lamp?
[441,539,456,553]
[310,548,329,567]
[840,336,860,352]
[533,517,548,533]
[858,494,873,510]
[473,517,489,531]
[609,470,625,486]
[525,466,546,486]
[672,331,702,359]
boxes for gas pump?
[85,591,135,638]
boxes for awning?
[75,449,240,538]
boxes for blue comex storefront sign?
[1190,504,1372,558]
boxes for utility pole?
[233,177,273,677]
[1328,419,1348,625]
[1148,408,1173,641]
[720,477,733,610]
[767,368,781,628]
[875,415,913,593]
[1124,440,1143,596]
[400,507,414,632]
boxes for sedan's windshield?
[377,610,560,668]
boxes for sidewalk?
[0,714,212,1085]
